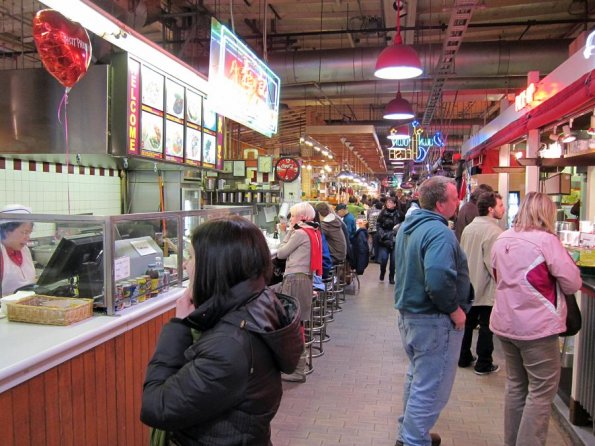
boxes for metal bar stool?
[310,290,326,358]
[304,294,315,375]
[332,262,346,311]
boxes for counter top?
[0,286,185,393]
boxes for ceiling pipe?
[281,78,527,101]
[325,119,485,129]
[269,39,570,86]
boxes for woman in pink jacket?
[490,192,581,446]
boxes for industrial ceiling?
[0,0,593,176]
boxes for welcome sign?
[387,121,445,163]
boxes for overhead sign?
[514,82,536,112]
[387,121,444,163]
[208,18,281,137]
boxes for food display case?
[1,207,254,316]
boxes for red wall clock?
[274,157,300,182]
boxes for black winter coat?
[376,208,402,249]
[141,277,303,445]
[351,228,370,275]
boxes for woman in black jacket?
[141,216,303,445]
[376,197,403,284]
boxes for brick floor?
[271,262,574,446]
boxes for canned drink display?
[129,280,139,305]
[136,277,148,302]
[114,283,125,312]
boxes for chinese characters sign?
[208,18,281,137]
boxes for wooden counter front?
[0,289,183,446]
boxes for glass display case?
[0,206,253,315]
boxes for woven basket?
[6,295,93,326]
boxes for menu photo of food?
[203,101,217,131]
[186,127,202,162]
[202,132,217,165]
[166,79,185,119]
[165,120,184,159]
[141,111,163,154]
[141,66,165,110]
[186,90,202,125]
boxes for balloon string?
[58,89,72,215]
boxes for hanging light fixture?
[383,84,415,120]
[549,125,560,142]
[560,119,576,143]
[374,0,423,80]
[560,125,576,143]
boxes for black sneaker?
[389,279,395,285]
[458,355,477,368]
[379,273,385,281]
[474,364,500,375]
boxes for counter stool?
[332,262,346,310]
[322,275,335,324]
[304,295,316,375]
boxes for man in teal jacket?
[394,176,473,446]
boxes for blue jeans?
[377,244,395,279]
[397,311,464,446]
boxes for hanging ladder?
[421,1,479,127]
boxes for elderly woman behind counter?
[1,204,36,297]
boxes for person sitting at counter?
[0,204,36,297]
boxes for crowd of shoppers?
[140,178,582,446]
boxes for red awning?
[466,69,595,159]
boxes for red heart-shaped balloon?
[32,9,92,89]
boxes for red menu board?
[126,58,141,155]
[184,90,202,167]
[124,56,222,168]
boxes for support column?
[525,129,540,192]
[524,71,541,193]
[498,144,510,229]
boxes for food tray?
[6,295,93,326]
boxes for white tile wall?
[0,159,121,238]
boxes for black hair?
[0,222,31,240]
[477,192,502,216]
[470,184,494,203]
[190,215,272,307]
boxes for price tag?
[130,239,157,256]
[114,257,131,281]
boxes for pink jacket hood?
[490,228,581,340]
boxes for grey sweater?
[276,226,311,275]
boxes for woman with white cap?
[0,204,36,296]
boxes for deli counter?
[0,206,253,446]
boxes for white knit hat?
[0,204,33,225]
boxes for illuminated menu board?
[125,56,222,168]
[208,18,280,138]
[185,90,202,166]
